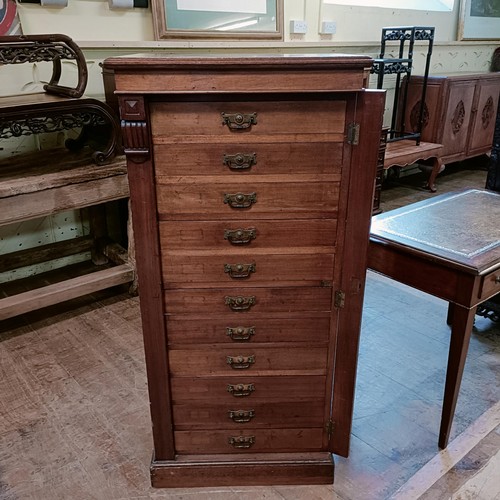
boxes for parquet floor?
[0,163,498,499]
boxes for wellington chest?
[103,53,385,487]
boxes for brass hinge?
[347,122,360,145]
[326,419,335,439]
[334,290,346,308]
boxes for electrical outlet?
[320,21,337,35]
[290,20,308,34]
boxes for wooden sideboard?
[402,72,500,164]
[103,53,384,487]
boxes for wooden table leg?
[425,157,444,193]
[439,304,476,448]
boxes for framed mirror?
[151,0,283,40]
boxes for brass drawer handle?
[227,355,255,370]
[221,112,257,130]
[227,383,255,397]
[226,326,255,341]
[495,275,500,284]
[228,436,255,449]
[224,262,256,279]
[225,295,256,311]
[228,409,255,423]
[223,153,257,170]
[224,228,256,245]
[224,192,257,209]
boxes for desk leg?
[439,304,476,448]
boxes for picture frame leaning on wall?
[151,0,283,40]
[459,0,500,40]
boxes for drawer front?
[174,428,324,454]
[172,401,324,430]
[170,375,327,403]
[160,219,337,250]
[154,142,344,177]
[164,287,332,315]
[168,346,328,376]
[162,252,334,287]
[156,179,339,220]
[479,268,500,301]
[166,315,331,344]
[150,100,346,138]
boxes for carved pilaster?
[119,96,150,163]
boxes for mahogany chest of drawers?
[103,53,384,487]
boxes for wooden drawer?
[162,252,334,287]
[166,315,331,345]
[170,375,327,402]
[174,428,325,454]
[168,345,328,376]
[153,142,344,177]
[156,178,339,220]
[160,219,337,250]
[479,268,500,301]
[172,401,324,430]
[164,287,332,315]
[150,100,346,139]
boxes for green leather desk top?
[370,189,500,274]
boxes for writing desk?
[368,188,500,448]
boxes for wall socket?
[290,20,308,34]
[320,21,337,35]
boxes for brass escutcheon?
[225,295,256,311]
[228,435,255,449]
[226,326,255,341]
[228,409,255,423]
[224,228,256,245]
[224,262,256,279]
[227,383,255,397]
[226,355,255,370]
[223,152,257,170]
[224,192,257,209]
[221,112,257,130]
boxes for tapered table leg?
[439,304,476,448]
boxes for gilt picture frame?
[458,0,500,40]
[151,0,283,40]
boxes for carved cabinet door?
[440,80,476,159]
[467,80,500,157]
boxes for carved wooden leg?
[439,304,476,449]
[425,157,444,193]
[446,302,454,325]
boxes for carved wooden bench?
[0,34,134,320]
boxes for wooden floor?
[0,162,499,499]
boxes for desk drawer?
[479,269,500,301]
